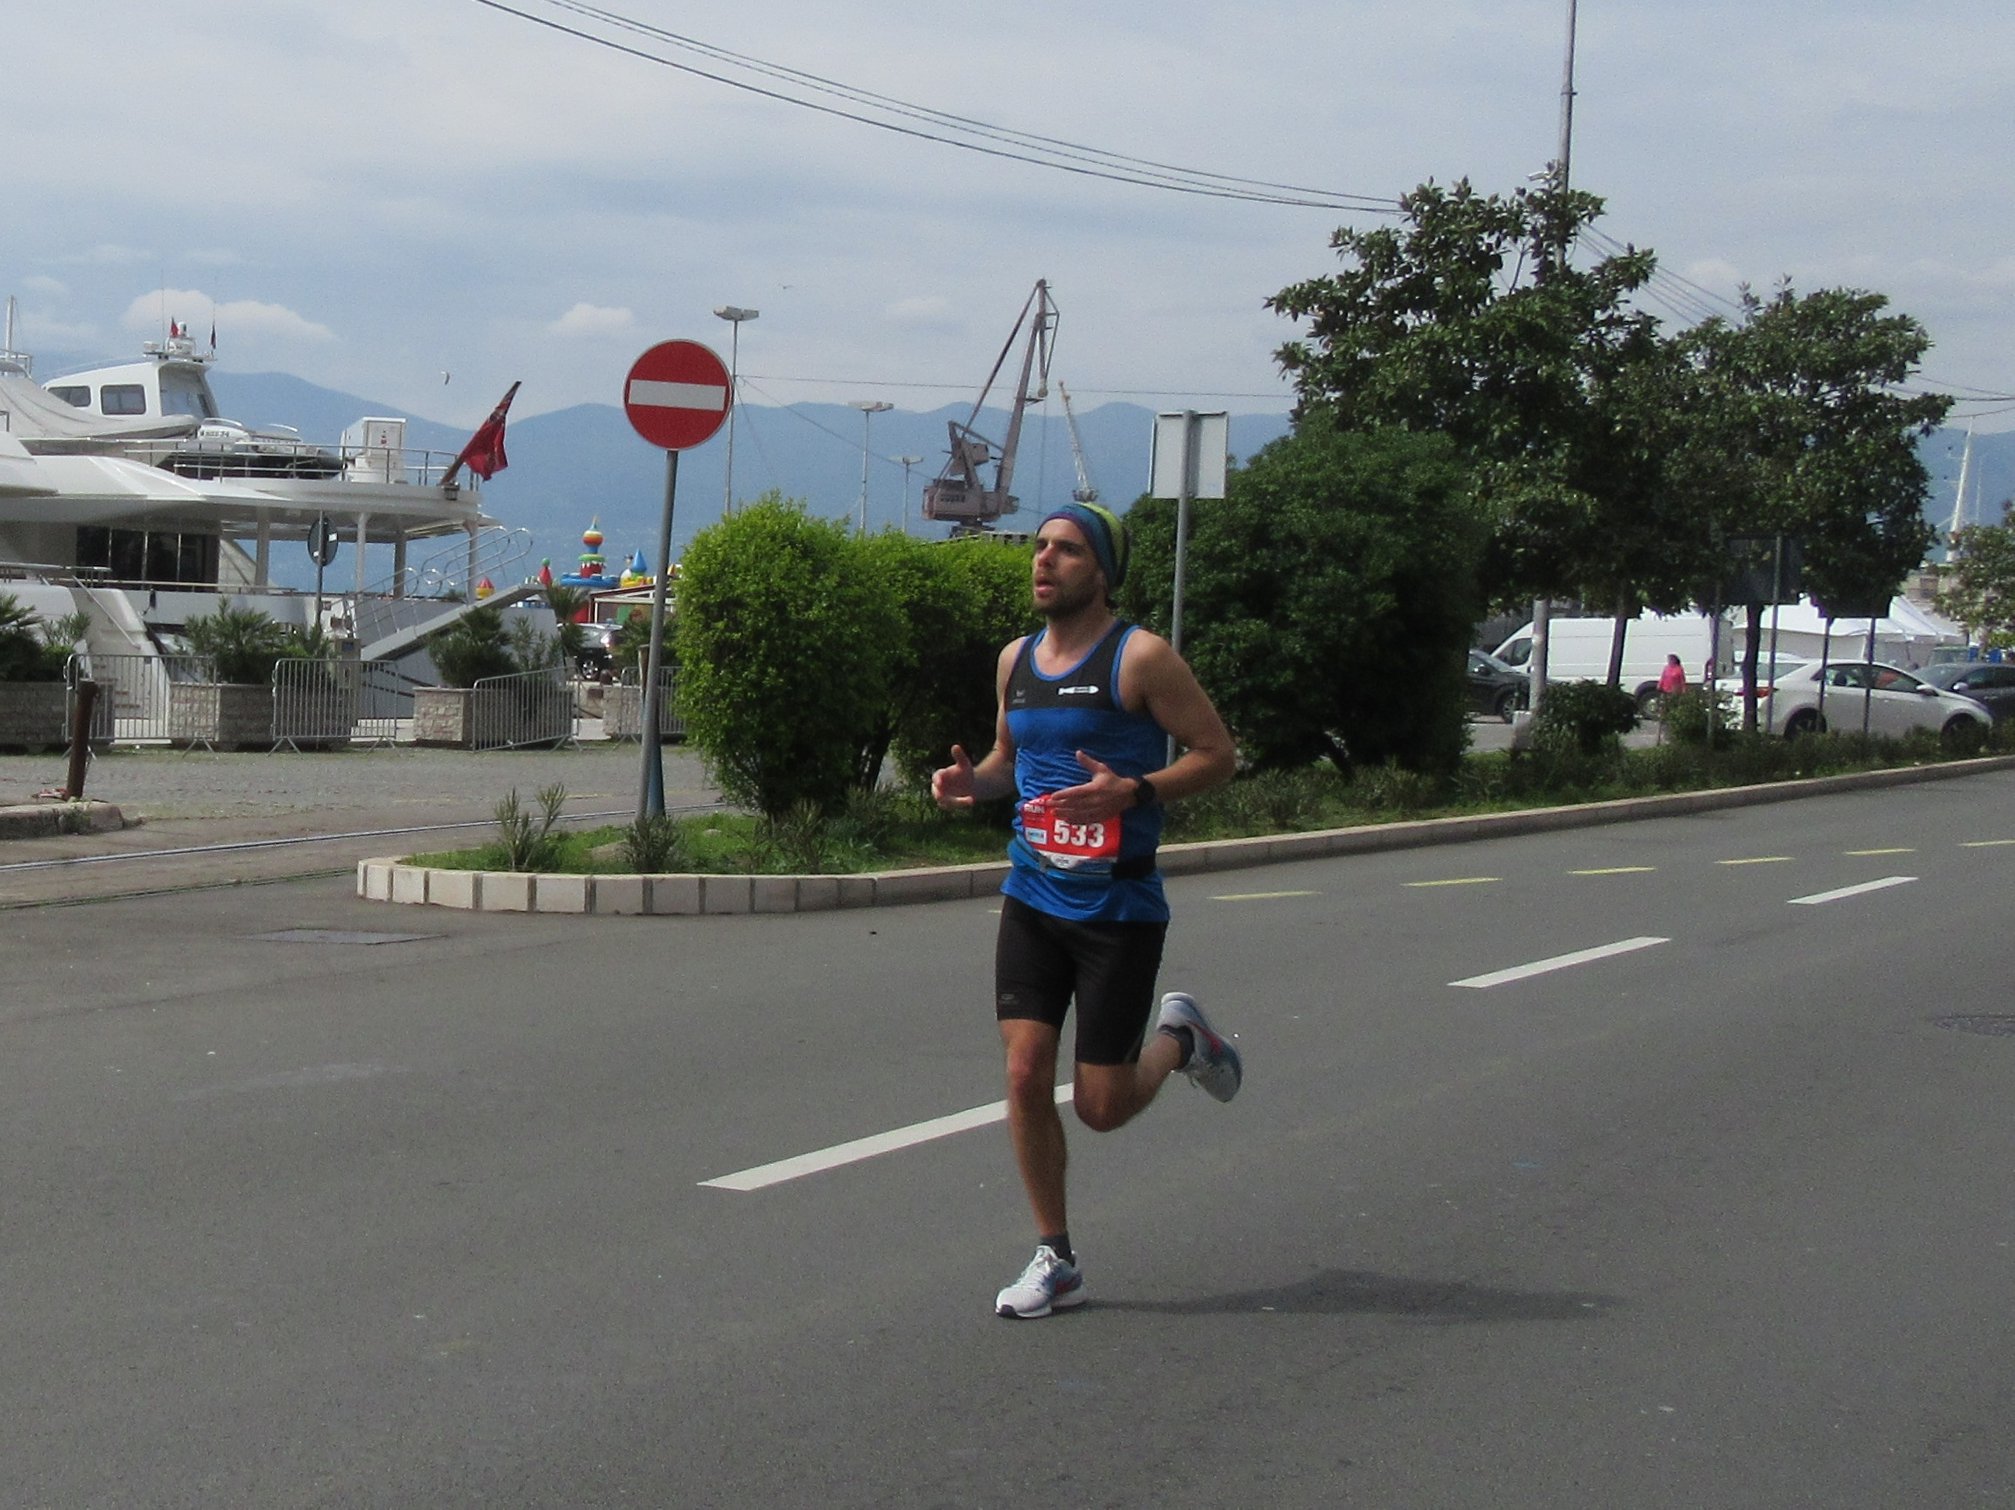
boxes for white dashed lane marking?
[1450,936,1669,990]
[701,1084,1074,1192]
[1787,876,1917,906]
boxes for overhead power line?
[468,0,1399,211]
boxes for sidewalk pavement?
[0,743,718,907]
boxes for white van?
[1493,611,1733,712]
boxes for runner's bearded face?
[1032,522,1106,619]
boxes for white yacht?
[0,302,530,667]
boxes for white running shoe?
[1157,991,1243,1103]
[994,1244,1086,1319]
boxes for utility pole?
[1529,0,1579,720]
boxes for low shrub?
[1662,688,1735,749]
[494,783,568,872]
[1533,681,1639,755]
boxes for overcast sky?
[9,1,2014,433]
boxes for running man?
[931,502,1243,1319]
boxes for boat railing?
[365,525,534,599]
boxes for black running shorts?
[994,894,1169,1066]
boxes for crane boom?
[1058,382,1098,503]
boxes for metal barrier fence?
[354,660,418,746]
[66,654,413,748]
[469,667,575,751]
[607,666,684,743]
[71,653,205,742]
[269,659,411,750]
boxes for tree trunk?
[1740,603,1765,732]
[1606,592,1630,688]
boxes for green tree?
[1118,420,1487,775]
[542,583,590,668]
[1269,176,1671,630]
[181,601,299,685]
[427,604,519,687]
[675,496,902,818]
[858,531,1036,792]
[1936,506,2015,650]
[1677,285,1951,725]
[0,593,68,682]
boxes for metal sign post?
[623,340,733,821]
[1150,410,1228,763]
[308,514,338,644]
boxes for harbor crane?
[923,279,1057,529]
[1058,381,1098,503]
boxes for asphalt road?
[2,772,2012,1505]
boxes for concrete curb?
[0,800,126,839]
[356,753,2015,917]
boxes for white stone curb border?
[357,755,2015,916]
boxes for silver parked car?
[1917,660,2015,724]
[1765,660,1990,745]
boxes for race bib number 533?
[1021,795,1119,867]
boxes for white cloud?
[120,292,334,344]
[549,303,637,338]
[884,296,957,328]
[67,244,154,268]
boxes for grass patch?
[406,723,2013,875]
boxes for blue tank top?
[1000,621,1169,924]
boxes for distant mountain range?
[208,371,2011,588]
[211,372,1293,582]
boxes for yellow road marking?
[1962,839,2015,848]
[1404,877,1500,888]
[1570,866,1657,876]
[1718,856,1792,866]
[1846,847,1915,856]
[1211,890,1319,901]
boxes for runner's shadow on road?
[1094,1268,1619,1323]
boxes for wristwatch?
[1132,776,1160,808]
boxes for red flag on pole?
[446,380,521,485]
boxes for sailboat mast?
[1949,426,1976,543]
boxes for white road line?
[1451,936,1669,990]
[701,1083,1073,1192]
[1213,889,1319,901]
[1787,875,1917,906]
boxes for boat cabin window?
[75,525,219,588]
[48,385,90,408]
[158,373,216,419]
[101,384,148,416]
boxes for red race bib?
[1020,795,1120,869]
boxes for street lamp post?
[713,305,758,516]
[849,400,893,535]
[895,455,924,535]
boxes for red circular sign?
[623,339,733,450]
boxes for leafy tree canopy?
[1936,506,2015,650]
[1118,420,1487,776]
[675,495,904,818]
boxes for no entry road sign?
[624,340,733,450]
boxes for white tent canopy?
[1737,596,1964,669]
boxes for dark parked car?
[1918,660,2015,724]
[1467,649,1529,721]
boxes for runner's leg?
[1000,1017,1068,1234]
[1071,1032,1183,1131]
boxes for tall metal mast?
[1529,0,1578,717]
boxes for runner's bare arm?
[931,639,1024,810]
[1048,632,1236,821]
